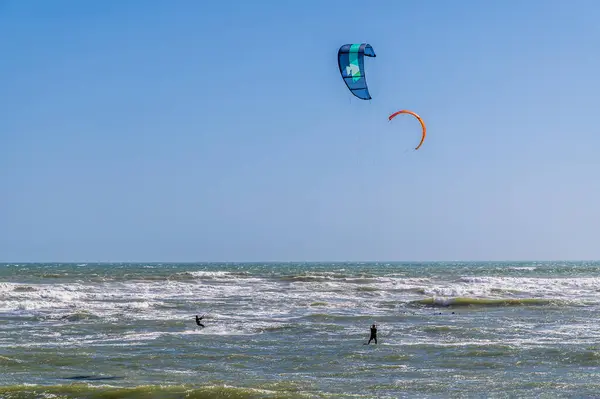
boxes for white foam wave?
[2,271,600,333]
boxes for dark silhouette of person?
[367,323,377,344]
[195,314,205,328]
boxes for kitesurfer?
[195,315,205,328]
[367,323,377,344]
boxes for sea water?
[1,261,600,398]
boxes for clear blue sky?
[2,0,600,262]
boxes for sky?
[1,0,600,262]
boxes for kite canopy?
[338,43,376,100]
[388,110,427,150]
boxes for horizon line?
[1,259,599,264]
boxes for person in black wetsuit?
[367,323,377,344]
[195,314,205,328]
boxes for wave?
[0,355,24,365]
[56,311,100,322]
[0,383,322,399]
[279,273,378,283]
[12,286,37,292]
[411,297,568,308]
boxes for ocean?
[1,261,600,398]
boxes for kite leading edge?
[388,110,427,150]
[338,43,376,100]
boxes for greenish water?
[2,261,600,398]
